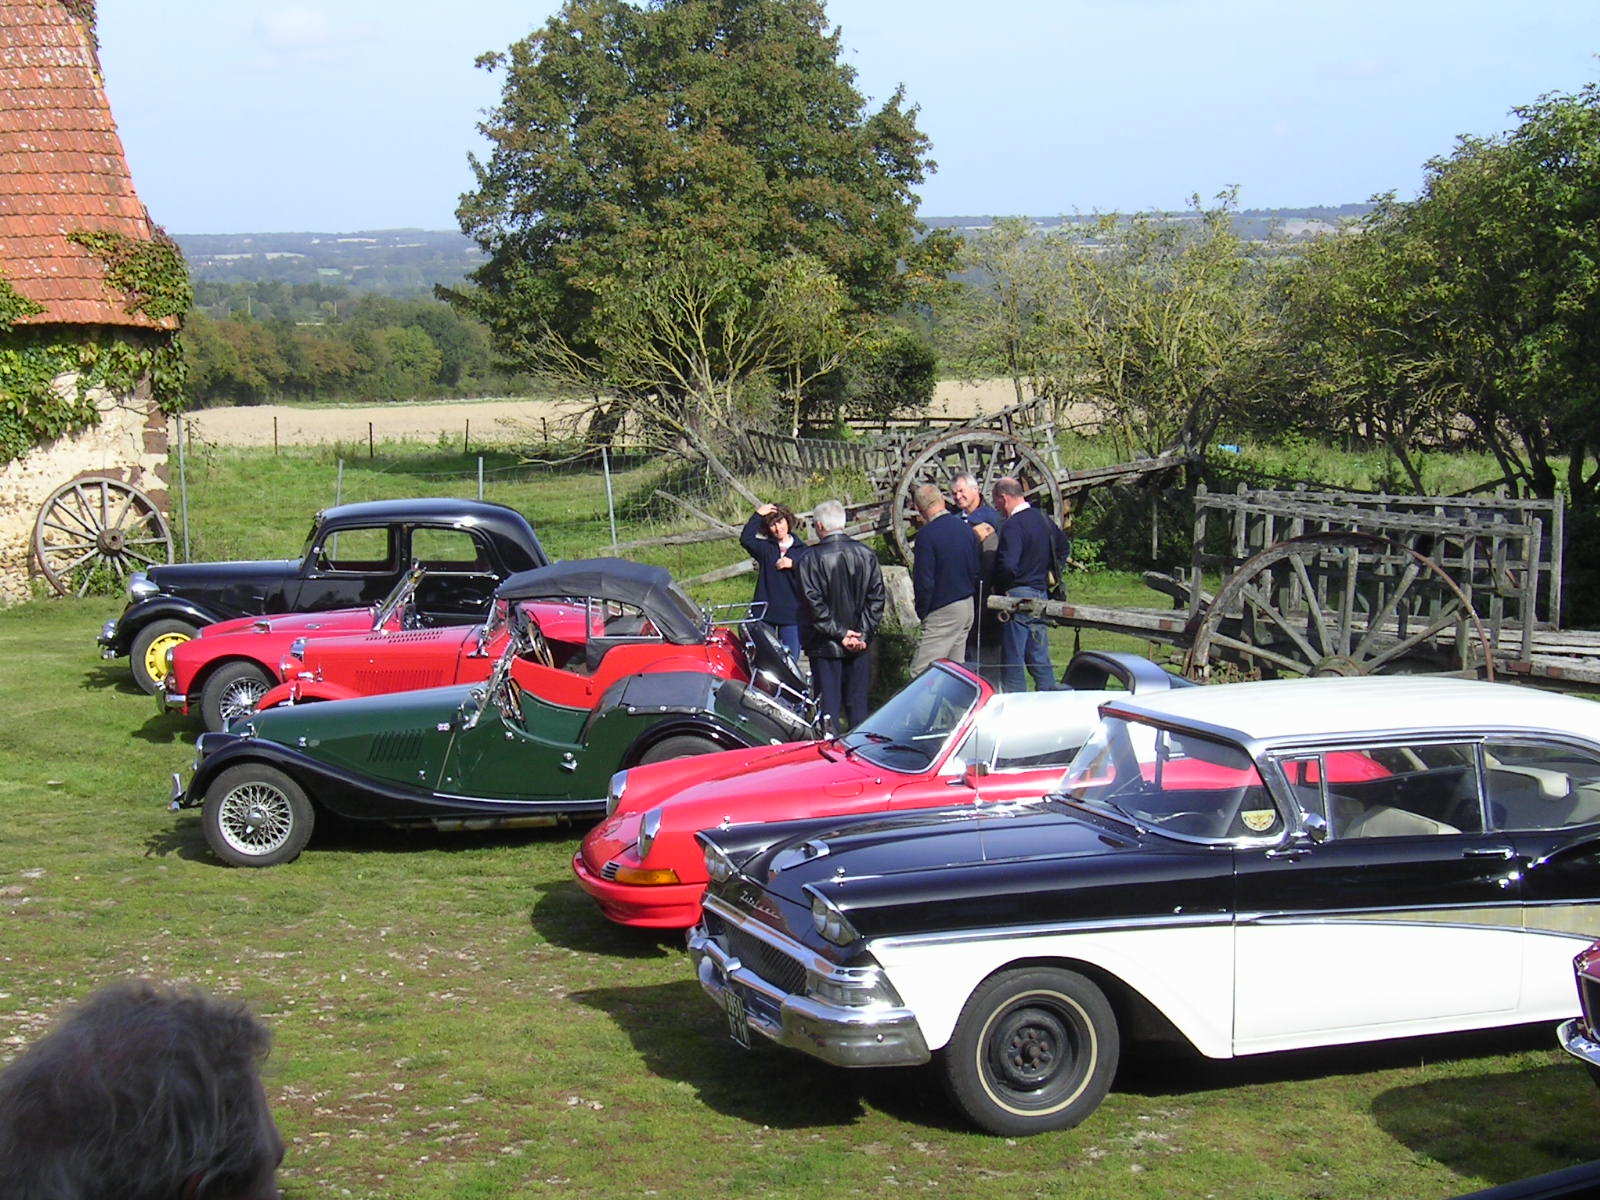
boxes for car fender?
[184,735,429,823]
[867,925,1234,1060]
[621,714,751,766]
[190,652,281,695]
[110,596,227,653]
[257,678,362,710]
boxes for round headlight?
[704,844,735,884]
[164,645,177,672]
[809,889,859,947]
[605,769,630,816]
[288,637,307,660]
[636,808,663,859]
[128,572,157,602]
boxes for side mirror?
[958,759,990,788]
[1299,811,1329,844]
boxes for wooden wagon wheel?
[33,476,173,597]
[887,428,1063,564]
[1182,532,1495,682]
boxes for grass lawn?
[2,444,1597,1198]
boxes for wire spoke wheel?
[888,428,1062,564]
[33,476,172,597]
[216,781,295,857]
[1183,532,1495,682]
[217,676,269,725]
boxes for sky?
[96,1,1598,235]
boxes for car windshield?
[1057,717,1281,842]
[839,666,980,773]
[371,567,423,628]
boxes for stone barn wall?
[0,374,169,604]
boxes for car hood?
[718,801,1228,944]
[149,560,300,591]
[239,682,473,746]
[200,607,372,638]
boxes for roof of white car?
[1105,676,1600,747]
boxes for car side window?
[315,526,395,574]
[410,527,489,571]
[1321,741,1483,839]
[1484,740,1600,831]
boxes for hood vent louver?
[368,730,425,764]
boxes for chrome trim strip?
[1558,1018,1600,1069]
[701,892,843,979]
[870,909,1233,951]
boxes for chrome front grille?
[723,926,807,995]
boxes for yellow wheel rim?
[144,631,191,683]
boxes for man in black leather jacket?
[796,499,885,730]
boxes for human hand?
[972,522,994,541]
[775,555,793,569]
[756,503,776,517]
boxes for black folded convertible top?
[494,558,706,645]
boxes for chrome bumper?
[1558,1018,1600,1070]
[98,618,119,657]
[159,682,187,715]
[687,923,929,1069]
[168,771,188,811]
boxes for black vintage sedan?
[98,498,547,693]
[690,675,1600,1135]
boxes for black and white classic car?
[689,676,1600,1135]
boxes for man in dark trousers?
[909,483,980,675]
[796,499,885,730]
[992,476,1069,692]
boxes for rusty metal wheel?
[1182,532,1494,682]
[887,428,1062,564]
[33,476,173,597]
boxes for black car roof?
[495,558,706,644]
[316,499,546,568]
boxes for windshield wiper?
[1088,795,1148,835]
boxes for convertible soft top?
[495,558,707,645]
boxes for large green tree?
[448,0,939,450]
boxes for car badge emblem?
[1241,809,1276,833]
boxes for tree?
[941,217,1054,407]
[448,0,938,454]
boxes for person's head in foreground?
[0,979,283,1200]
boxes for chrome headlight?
[288,637,307,660]
[605,769,630,816]
[636,808,663,859]
[808,887,859,947]
[128,572,157,602]
[703,843,736,884]
[807,966,902,1009]
[164,646,177,672]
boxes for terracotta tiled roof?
[0,0,177,329]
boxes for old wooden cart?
[992,484,1600,687]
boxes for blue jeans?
[999,585,1059,692]
[766,622,804,664]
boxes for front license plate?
[723,984,751,1049]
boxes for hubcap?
[219,677,269,724]
[144,632,190,681]
[216,782,294,856]
[994,1008,1068,1090]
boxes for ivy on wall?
[0,230,191,467]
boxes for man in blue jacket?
[992,476,1068,691]
[908,484,981,675]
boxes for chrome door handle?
[1463,846,1515,859]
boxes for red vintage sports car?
[257,558,805,722]
[163,568,427,731]
[574,653,1190,929]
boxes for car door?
[439,671,588,802]
[1231,739,1524,1054]
[408,525,501,623]
[292,524,401,611]
[1484,737,1600,1018]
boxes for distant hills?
[174,205,1375,297]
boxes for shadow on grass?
[1372,1062,1600,1186]
[570,978,953,1130]
[1117,1022,1558,1102]
[528,879,679,959]
[143,814,210,862]
[81,661,143,696]
[130,710,194,745]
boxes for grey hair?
[951,472,978,489]
[993,476,1025,499]
[912,483,944,515]
[812,499,847,533]
[0,979,277,1200]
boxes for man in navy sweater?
[992,476,1068,691]
[908,484,981,675]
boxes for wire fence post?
[368,422,374,459]
[273,415,279,455]
[601,445,618,550]
[464,420,470,455]
[335,458,343,506]
[477,455,484,502]
[176,411,191,561]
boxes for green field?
[2,445,1596,1198]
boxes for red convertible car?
[574,653,1189,929]
[256,558,804,721]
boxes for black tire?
[129,618,199,695]
[938,966,1119,1136]
[199,661,274,732]
[636,733,724,765]
[200,763,315,868]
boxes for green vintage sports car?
[169,562,818,867]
